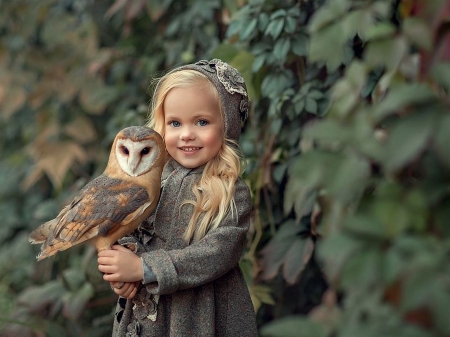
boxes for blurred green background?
[1,0,449,336]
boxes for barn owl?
[29,126,165,261]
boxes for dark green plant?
[257,0,450,336]
[1,0,449,336]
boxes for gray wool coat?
[112,158,258,337]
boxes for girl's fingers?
[97,256,114,266]
[98,249,116,258]
[111,281,138,299]
[103,272,120,282]
[111,245,131,252]
[98,264,116,275]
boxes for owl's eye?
[122,146,129,155]
[141,147,151,155]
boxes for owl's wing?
[34,174,150,260]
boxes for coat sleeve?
[140,179,252,295]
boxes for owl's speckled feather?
[29,126,165,261]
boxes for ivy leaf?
[384,111,435,172]
[433,112,450,168]
[305,97,318,114]
[273,37,290,62]
[63,282,95,320]
[260,220,312,281]
[241,17,257,40]
[403,17,433,51]
[270,9,287,20]
[373,83,436,121]
[265,18,285,40]
[285,16,297,34]
[431,63,450,91]
[291,34,308,56]
[309,24,347,71]
[17,281,66,313]
[79,80,119,115]
[365,36,409,72]
[282,237,315,284]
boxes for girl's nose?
[180,127,195,141]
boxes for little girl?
[97,59,257,336]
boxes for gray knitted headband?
[170,59,249,142]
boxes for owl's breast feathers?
[29,174,157,261]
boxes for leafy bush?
[1,0,449,336]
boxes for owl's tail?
[35,239,79,261]
[29,219,58,244]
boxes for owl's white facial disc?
[116,138,159,176]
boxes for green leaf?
[62,268,86,292]
[291,34,308,56]
[261,70,294,99]
[402,17,433,51]
[434,112,450,168]
[259,220,302,280]
[308,90,324,100]
[344,215,387,239]
[308,24,347,71]
[326,154,370,205]
[431,62,450,92]
[265,18,285,40]
[433,199,450,237]
[318,233,364,280]
[285,16,297,34]
[282,237,314,284]
[79,81,119,115]
[364,36,409,72]
[308,2,349,33]
[241,17,257,40]
[63,282,95,320]
[261,316,327,337]
[305,98,318,114]
[252,54,266,72]
[364,22,396,41]
[402,271,436,312]
[145,0,172,20]
[341,247,382,289]
[211,43,239,61]
[373,83,436,121]
[270,9,287,20]
[433,289,450,335]
[384,111,435,172]
[258,12,270,31]
[17,281,66,312]
[273,37,290,62]
[303,119,350,145]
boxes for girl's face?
[163,84,223,169]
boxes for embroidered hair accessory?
[169,59,249,142]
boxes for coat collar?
[161,158,205,184]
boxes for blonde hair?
[147,69,242,242]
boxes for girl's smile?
[179,146,202,152]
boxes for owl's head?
[113,126,164,177]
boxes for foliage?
[1,0,449,336]
[256,0,450,336]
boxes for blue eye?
[170,121,181,127]
[197,119,209,126]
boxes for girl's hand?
[98,245,143,283]
[110,281,140,299]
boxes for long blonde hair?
[147,69,242,242]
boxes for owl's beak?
[128,154,140,176]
